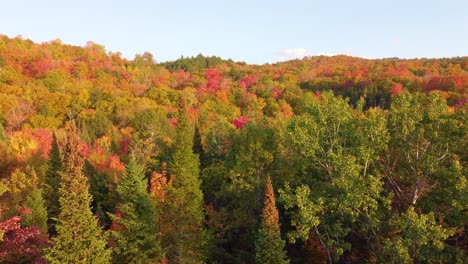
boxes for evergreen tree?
[110,158,162,263]
[86,160,117,229]
[164,97,207,263]
[46,123,111,263]
[255,177,289,264]
[23,188,48,231]
[43,133,63,236]
[192,125,202,155]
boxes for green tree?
[381,207,453,264]
[23,188,48,231]
[163,97,207,263]
[281,93,389,263]
[46,123,111,263]
[110,158,162,263]
[255,177,289,264]
[43,133,63,235]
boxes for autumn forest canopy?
[0,35,466,263]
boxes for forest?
[0,35,466,263]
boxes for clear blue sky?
[1,0,467,64]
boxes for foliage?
[0,211,49,264]
[45,124,111,263]
[43,133,63,235]
[162,97,208,263]
[109,158,162,263]
[22,188,48,231]
[0,35,466,263]
[255,177,289,264]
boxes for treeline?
[0,35,467,263]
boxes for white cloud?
[276,48,338,62]
[277,48,310,61]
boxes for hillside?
[0,35,466,263]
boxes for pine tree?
[110,158,162,263]
[45,123,111,263]
[43,133,63,236]
[255,177,289,264]
[23,188,48,231]
[164,97,207,263]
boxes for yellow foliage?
[28,115,62,130]
[120,126,135,138]
[8,130,38,161]
[8,168,38,208]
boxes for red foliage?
[231,116,248,129]
[205,68,222,92]
[86,143,125,178]
[0,210,49,263]
[169,117,178,128]
[271,87,283,99]
[108,154,125,172]
[111,211,121,229]
[165,106,178,113]
[188,107,199,120]
[391,84,403,97]
[315,90,321,98]
[425,76,468,92]
[455,98,468,107]
[80,142,91,158]
[172,70,192,89]
[239,75,258,90]
[24,56,53,78]
[119,139,131,155]
[32,128,53,159]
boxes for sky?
[1,0,467,64]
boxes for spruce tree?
[110,158,162,263]
[164,97,207,263]
[43,133,63,236]
[46,123,111,263]
[255,177,289,264]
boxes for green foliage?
[80,111,113,140]
[22,188,48,231]
[282,92,389,261]
[162,54,233,72]
[381,207,453,264]
[46,125,111,263]
[0,36,466,263]
[43,133,62,235]
[279,184,322,243]
[86,161,117,228]
[163,97,208,263]
[110,158,162,263]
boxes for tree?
[43,133,63,236]
[381,207,453,264]
[0,181,49,263]
[255,177,289,264]
[45,123,111,263]
[0,212,49,263]
[163,97,207,263]
[23,188,47,231]
[110,158,162,263]
[281,93,389,263]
